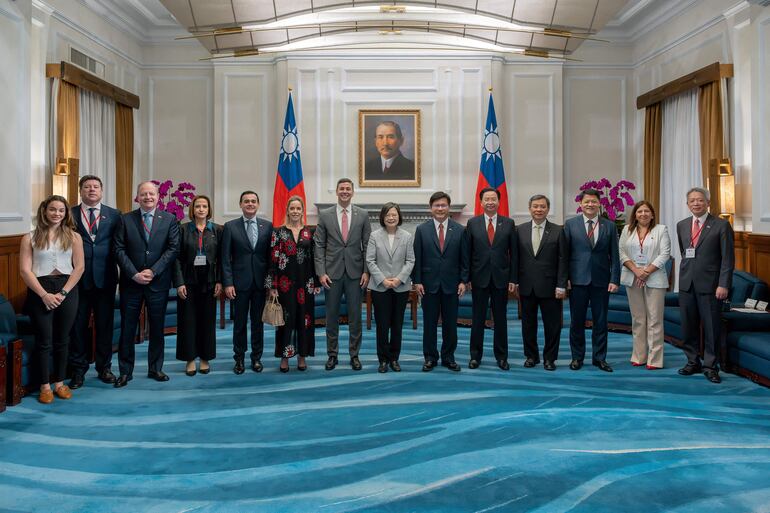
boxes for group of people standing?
[18,174,734,404]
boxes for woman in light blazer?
[619,200,671,369]
[366,202,415,373]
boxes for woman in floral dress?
[267,196,321,372]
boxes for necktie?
[587,219,595,248]
[143,212,153,242]
[438,223,445,252]
[692,218,701,247]
[88,207,98,237]
[247,220,257,249]
[533,224,541,254]
[341,209,349,242]
[383,165,390,174]
[487,219,495,245]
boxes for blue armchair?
[0,294,18,411]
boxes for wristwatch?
[60,289,68,297]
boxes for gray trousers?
[325,273,363,358]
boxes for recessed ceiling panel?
[189,0,236,27]
[232,0,278,22]
[511,0,557,26]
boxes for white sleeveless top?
[30,231,74,277]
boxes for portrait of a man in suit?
[359,110,420,187]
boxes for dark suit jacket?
[72,204,121,290]
[364,153,415,181]
[412,219,469,294]
[464,214,518,289]
[221,217,272,292]
[677,214,734,293]
[114,208,180,292]
[173,221,223,288]
[563,215,620,287]
[516,220,568,297]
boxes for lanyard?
[81,207,98,234]
[197,228,205,255]
[141,216,152,238]
[637,229,648,254]
[690,220,705,247]
[587,220,598,241]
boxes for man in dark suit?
[113,181,180,387]
[413,191,469,372]
[516,194,568,371]
[676,186,735,384]
[563,188,620,373]
[68,175,121,389]
[222,191,273,375]
[314,178,371,371]
[464,187,518,370]
[364,121,415,181]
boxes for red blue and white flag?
[272,92,306,225]
[474,93,509,216]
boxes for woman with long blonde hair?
[20,195,85,403]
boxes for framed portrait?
[359,109,421,187]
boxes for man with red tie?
[464,187,518,370]
[676,187,734,383]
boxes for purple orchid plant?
[575,178,636,221]
[152,180,196,221]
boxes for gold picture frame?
[359,109,421,187]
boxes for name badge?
[634,254,649,266]
[194,255,207,266]
[685,248,696,259]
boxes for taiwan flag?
[474,93,509,217]
[272,92,306,226]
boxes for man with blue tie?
[68,175,121,389]
[563,188,620,372]
[413,192,468,372]
[113,181,180,387]
[222,191,273,375]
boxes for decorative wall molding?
[759,17,770,223]
[341,68,438,92]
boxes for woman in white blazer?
[619,200,671,369]
[366,203,415,373]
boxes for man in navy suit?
[413,192,469,372]
[222,191,272,375]
[68,175,121,389]
[563,188,620,373]
[464,187,518,370]
[113,181,180,387]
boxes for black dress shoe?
[389,361,401,372]
[378,362,388,373]
[678,362,702,375]
[593,360,613,373]
[468,359,480,369]
[351,356,362,371]
[233,359,245,375]
[185,369,197,377]
[199,366,211,375]
[497,360,510,371]
[422,360,436,372]
[443,361,461,372]
[297,362,307,372]
[114,375,132,388]
[543,361,556,371]
[704,369,722,383]
[251,360,263,373]
[569,359,583,370]
[69,375,84,390]
[523,357,539,368]
[98,370,117,384]
[148,370,170,382]
[325,356,338,371]
[279,365,289,373]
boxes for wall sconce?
[55,157,79,176]
[708,157,735,224]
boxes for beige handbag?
[262,295,285,326]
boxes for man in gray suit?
[676,187,734,384]
[314,178,372,370]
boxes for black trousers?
[118,284,168,376]
[69,284,116,377]
[520,294,562,362]
[679,286,722,370]
[176,283,217,362]
[569,285,609,362]
[26,275,78,384]
[470,284,509,362]
[232,284,265,362]
[422,291,459,364]
[371,289,409,363]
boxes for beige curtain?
[643,103,662,209]
[57,80,79,203]
[115,103,134,213]
[698,81,724,184]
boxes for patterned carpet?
[1,305,770,513]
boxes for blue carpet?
[2,305,770,513]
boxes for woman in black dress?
[267,196,321,372]
[174,195,222,376]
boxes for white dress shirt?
[484,214,498,233]
[583,214,599,245]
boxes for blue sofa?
[0,294,19,410]
[721,276,770,386]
